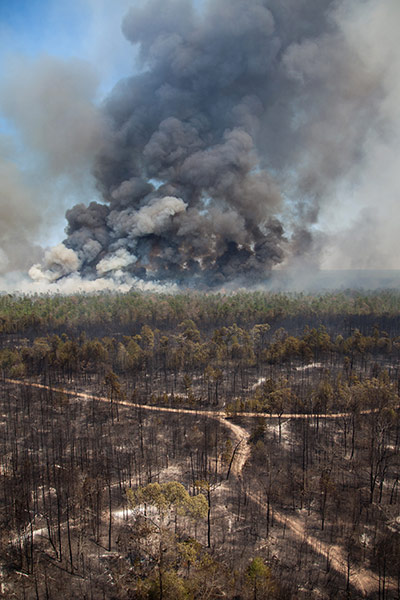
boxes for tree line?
[2,289,400,337]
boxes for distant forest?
[2,289,400,337]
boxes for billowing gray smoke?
[63,0,292,287]
[31,0,392,289]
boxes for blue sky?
[0,0,90,58]
[0,0,136,249]
[0,0,136,100]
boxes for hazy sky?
[0,0,399,293]
[0,0,145,295]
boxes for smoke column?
[29,0,398,290]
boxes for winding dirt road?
[5,378,395,597]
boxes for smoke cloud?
[1,55,104,180]
[0,156,43,274]
[4,0,399,291]
[0,53,106,285]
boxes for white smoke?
[3,270,178,295]
[29,243,81,282]
[96,247,137,275]
[107,196,188,238]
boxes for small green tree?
[127,482,208,524]
[127,482,208,600]
[246,557,275,600]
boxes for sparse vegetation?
[1,290,400,599]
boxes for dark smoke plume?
[30,0,393,290]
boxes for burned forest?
[1,0,399,596]
[0,290,400,599]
